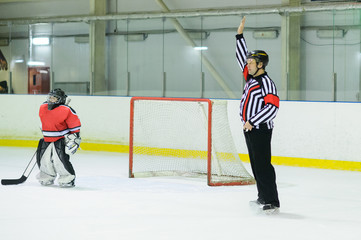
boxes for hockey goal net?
[129,97,255,186]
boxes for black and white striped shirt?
[236,34,279,129]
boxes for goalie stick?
[1,151,37,185]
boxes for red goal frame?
[129,96,253,186]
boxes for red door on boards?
[28,67,50,94]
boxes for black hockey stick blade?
[1,175,27,185]
[1,151,37,186]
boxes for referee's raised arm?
[235,17,248,78]
[237,16,246,35]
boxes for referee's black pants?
[244,127,280,207]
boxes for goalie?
[36,88,81,187]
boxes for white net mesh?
[130,98,255,186]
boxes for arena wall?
[0,94,359,171]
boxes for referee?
[236,16,280,213]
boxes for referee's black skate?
[249,200,279,215]
[262,204,279,214]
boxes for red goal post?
[129,96,255,186]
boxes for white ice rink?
[0,146,360,240]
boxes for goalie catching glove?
[64,133,81,155]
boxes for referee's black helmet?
[246,50,269,69]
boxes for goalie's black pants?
[244,127,280,207]
[36,138,76,185]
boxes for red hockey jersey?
[39,103,81,142]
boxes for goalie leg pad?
[36,139,76,186]
[54,139,76,186]
[36,141,57,185]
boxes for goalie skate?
[59,180,75,188]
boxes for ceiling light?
[32,37,50,45]
[27,61,45,66]
[194,46,208,51]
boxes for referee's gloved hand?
[65,133,81,155]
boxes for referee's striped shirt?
[236,34,279,130]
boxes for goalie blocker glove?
[65,133,81,155]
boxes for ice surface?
[0,147,360,240]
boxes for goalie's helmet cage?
[47,88,67,106]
